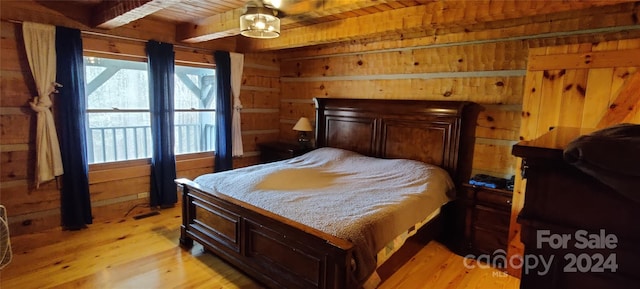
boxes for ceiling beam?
[176,0,399,43]
[92,0,183,29]
[240,0,638,51]
[177,7,244,43]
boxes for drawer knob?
[506,199,512,205]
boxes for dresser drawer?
[474,205,511,231]
[472,226,508,255]
[476,189,512,208]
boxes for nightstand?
[461,183,513,257]
[258,141,313,163]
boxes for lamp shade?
[293,117,313,132]
[239,7,280,39]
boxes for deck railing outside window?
[87,124,215,164]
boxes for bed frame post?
[440,103,480,255]
[176,179,194,248]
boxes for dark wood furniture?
[176,98,479,289]
[461,184,512,258]
[258,141,312,163]
[513,127,639,289]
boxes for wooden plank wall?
[238,53,281,166]
[0,18,275,236]
[0,20,53,235]
[276,1,640,180]
[277,4,640,279]
[278,41,525,178]
[507,38,640,277]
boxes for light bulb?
[255,18,266,29]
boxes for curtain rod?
[81,31,215,54]
[2,18,216,54]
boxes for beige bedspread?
[194,147,454,285]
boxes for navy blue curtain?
[146,41,177,208]
[55,26,92,230]
[214,51,233,172]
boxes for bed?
[176,98,479,289]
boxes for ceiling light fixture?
[240,6,280,39]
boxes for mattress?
[194,147,454,285]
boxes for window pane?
[174,65,215,154]
[85,57,149,109]
[87,113,152,163]
[84,57,150,164]
[174,111,215,154]
[175,65,215,110]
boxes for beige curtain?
[23,22,63,188]
[0,205,11,269]
[230,52,244,157]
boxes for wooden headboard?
[314,98,479,189]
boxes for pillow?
[563,123,640,203]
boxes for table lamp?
[293,117,313,148]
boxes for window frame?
[173,63,217,156]
[83,47,217,169]
[84,56,152,164]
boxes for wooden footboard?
[176,178,356,289]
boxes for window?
[174,65,216,155]
[85,57,150,164]
[84,57,215,164]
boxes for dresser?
[512,127,639,289]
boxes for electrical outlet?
[137,192,149,199]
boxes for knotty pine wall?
[276,1,640,180]
[278,41,524,178]
[0,18,278,236]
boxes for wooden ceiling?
[14,0,640,51]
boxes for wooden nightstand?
[258,141,313,163]
[461,183,513,257]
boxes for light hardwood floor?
[0,205,520,289]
